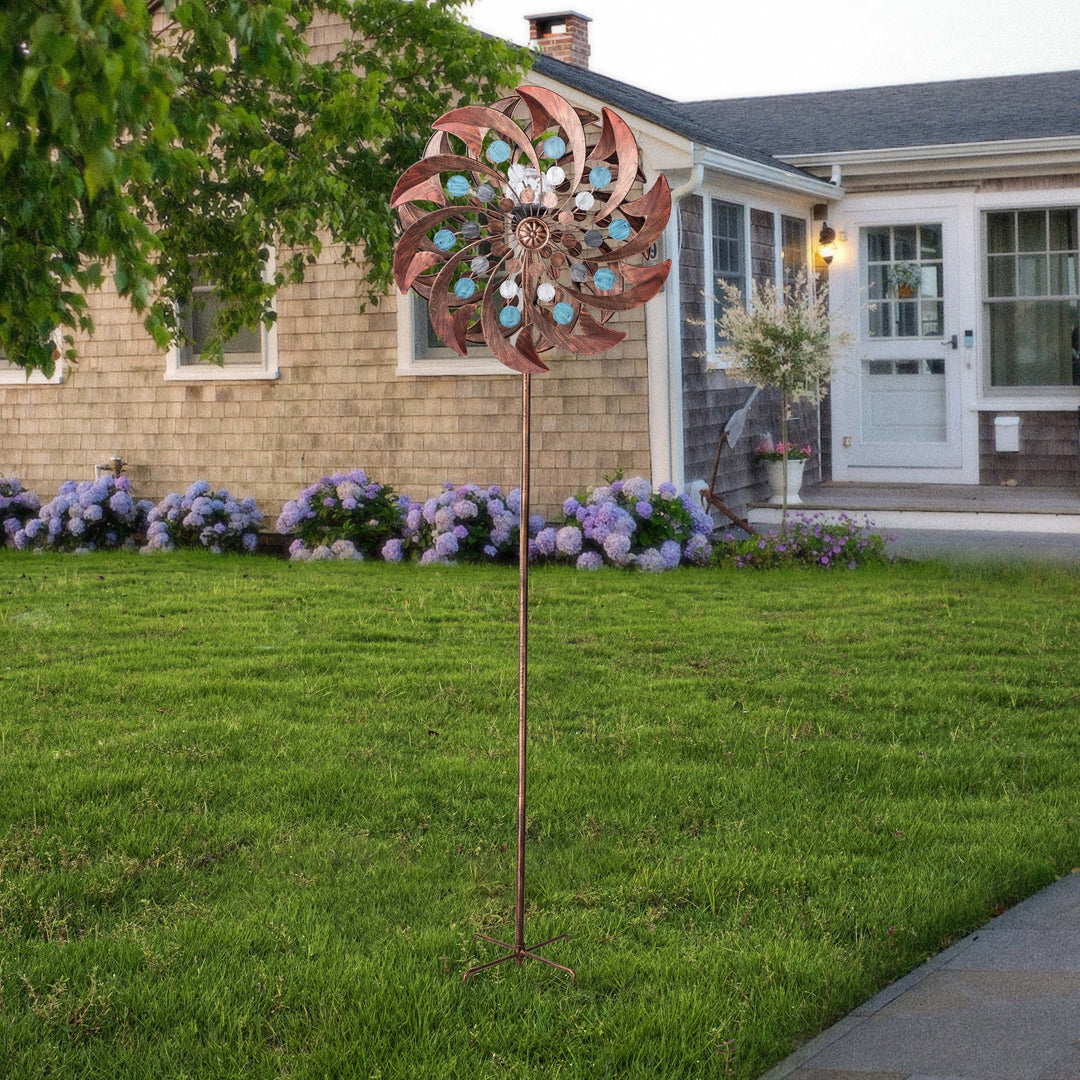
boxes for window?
[781,216,808,292]
[166,254,278,381]
[0,334,64,385]
[865,224,944,339]
[985,208,1079,388]
[396,291,503,376]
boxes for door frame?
[829,192,980,485]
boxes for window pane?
[868,300,891,338]
[866,228,891,262]
[1048,209,1077,252]
[919,225,943,259]
[920,301,943,337]
[987,212,1015,254]
[893,226,918,261]
[1050,253,1078,295]
[867,263,888,301]
[920,263,942,298]
[1017,253,1047,296]
[989,299,1078,386]
[1017,210,1047,253]
[896,301,918,337]
[988,255,1015,297]
[781,215,806,291]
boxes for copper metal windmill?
[391,85,671,982]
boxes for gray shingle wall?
[979,412,1080,486]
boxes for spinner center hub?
[516,217,550,251]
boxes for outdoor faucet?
[94,457,126,480]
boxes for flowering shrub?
[36,476,153,552]
[0,477,41,550]
[277,470,404,560]
[394,482,535,565]
[756,440,812,462]
[555,476,714,571]
[143,481,263,554]
[716,513,893,570]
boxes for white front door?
[832,205,972,479]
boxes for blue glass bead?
[608,219,632,241]
[544,136,566,159]
[487,140,511,163]
[589,166,612,189]
[453,278,476,300]
[499,305,522,328]
[552,302,575,325]
[594,268,617,290]
[446,175,470,197]
[432,229,456,251]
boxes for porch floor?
[747,482,1080,534]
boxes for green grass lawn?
[1,551,1078,1079]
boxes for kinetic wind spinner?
[392,86,672,984]
[391,85,671,372]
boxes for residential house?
[2,9,1078,524]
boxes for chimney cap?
[526,10,593,24]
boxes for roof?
[530,53,818,180]
[670,70,1080,157]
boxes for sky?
[464,0,1080,101]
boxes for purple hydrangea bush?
[718,513,893,570]
[142,481,264,554]
[399,482,537,565]
[36,476,153,552]
[0,477,41,550]
[555,476,714,571]
[277,470,405,561]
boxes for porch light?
[818,223,837,265]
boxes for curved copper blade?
[591,176,672,264]
[514,85,588,191]
[426,248,489,355]
[591,107,639,217]
[434,105,541,175]
[558,261,671,311]
[393,205,471,292]
[391,155,505,209]
[479,272,549,374]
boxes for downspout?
[649,153,704,490]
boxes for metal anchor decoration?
[392,84,672,983]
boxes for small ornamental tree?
[716,272,845,525]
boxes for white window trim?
[0,330,65,385]
[165,250,279,382]
[978,199,1080,403]
[395,290,509,377]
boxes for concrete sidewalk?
[762,870,1080,1080]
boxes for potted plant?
[755,440,812,505]
[716,271,845,526]
[886,261,922,299]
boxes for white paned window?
[166,252,278,381]
[865,224,944,340]
[985,208,1080,388]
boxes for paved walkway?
[887,528,1080,564]
[761,871,1080,1080]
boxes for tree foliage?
[0,0,529,375]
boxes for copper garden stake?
[391,86,672,984]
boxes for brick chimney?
[527,11,591,69]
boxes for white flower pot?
[765,459,805,505]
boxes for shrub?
[399,482,536,565]
[36,476,153,552]
[556,477,714,571]
[716,513,893,570]
[0,477,41,550]
[143,481,264,554]
[277,470,404,560]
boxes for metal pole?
[515,371,530,958]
